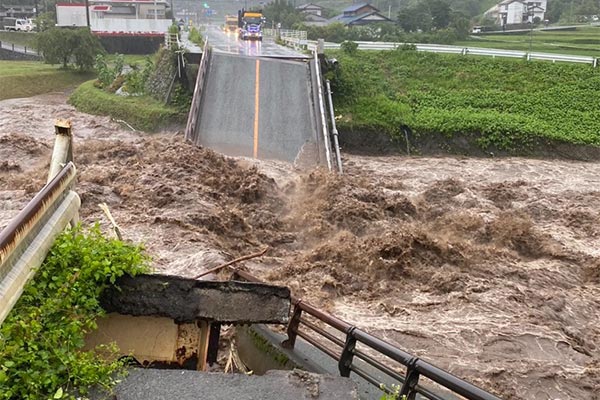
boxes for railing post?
[338,326,356,377]
[282,301,302,349]
[399,358,421,400]
[48,120,73,183]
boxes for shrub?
[37,28,104,70]
[0,224,150,399]
[341,40,358,54]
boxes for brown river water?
[0,92,598,399]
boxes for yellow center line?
[253,59,260,159]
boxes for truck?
[3,17,33,32]
[237,9,264,41]
[224,15,238,33]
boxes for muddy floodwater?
[1,93,599,399]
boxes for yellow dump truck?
[224,15,238,33]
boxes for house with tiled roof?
[328,3,392,26]
[485,0,547,26]
[296,3,324,17]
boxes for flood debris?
[1,93,599,399]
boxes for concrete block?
[100,274,291,324]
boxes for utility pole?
[84,0,90,29]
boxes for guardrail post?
[338,327,356,377]
[282,301,302,349]
[399,358,421,400]
[48,120,73,183]
[48,120,77,226]
[594,58,598,68]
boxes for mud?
[1,93,599,399]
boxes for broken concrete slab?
[104,369,359,400]
[100,274,291,324]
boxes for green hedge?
[69,80,184,132]
[329,50,600,151]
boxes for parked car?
[3,17,33,31]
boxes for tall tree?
[429,0,452,29]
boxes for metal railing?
[281,38,598,67]
[325,79,343,174]
[263,28,307,42]
[0,122,80,326]
[0,40,40,57]
[233,269,501,400]
[185,40,212,144]
[164,32,182,50]
[311,50,333,171]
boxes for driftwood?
[193,247,269,280]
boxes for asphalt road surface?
[196,51,318,164]
[203,24,308,58]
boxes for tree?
[37,28,104,70]
[429,0,452,29]
[398,3,433,32]
[451,14,470,39]
[262,0,305,29]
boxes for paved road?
[202,24,308,58]
[196,52,318,164]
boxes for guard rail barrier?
[233,269,502,400]
[280,36,598,67]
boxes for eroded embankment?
[0,93,599,399]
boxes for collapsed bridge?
[184,25,339,170]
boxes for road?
[202,24,308,59]
[196,52,318,164]
[191,24,319,165]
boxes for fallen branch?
[193,246,269,279]
[99,203,122,241]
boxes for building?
[56,0,171,33]
[328,3,392,26]
[485,0,547,26]
[296,3,324,17]
[0,4,36,19]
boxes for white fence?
[279,34,598,67]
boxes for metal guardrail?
[233,269,501,400]
[185,39,211,144]
[325,79,343,174]
[0,122,80,325]
[281,37,598,67]
[0,40,40,57]
[311,50,333,171]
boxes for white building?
[485,0,547,26]
[56,0,171,34]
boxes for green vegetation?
[0,224,150,400]
[460,27,600,57]
[0,31,37,48]
[379,384,408,400]
[69,80,184,131]
[36,28,104,69]
[189,27,204,47]
[0,61,93,100]
[329,49,600,152]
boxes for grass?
[0,31,37,48]
[0,60,94,100]
[329,49,600,152]
[105,53,155,67]
[68,80,185,132]
[459,26,600,57]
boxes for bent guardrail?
[185,39,212,144]
[233,269,501,400]
[0,122,80,326]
